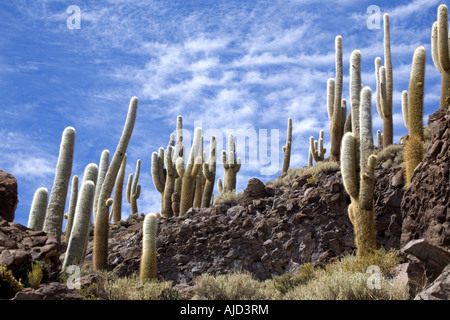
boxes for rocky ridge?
[0,107,449,300]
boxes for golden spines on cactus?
[404,46,426,187]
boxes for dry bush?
[192,271,280,300]
[268,161,340,187]
[214,191,243,206]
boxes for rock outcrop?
[0,170,18,222]
[401,107,450,247]
[0,216,65,298]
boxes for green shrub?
[28,262,44,289]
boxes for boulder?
[415,263,450,300]
[0,170,18,222]
[239,178,269,207]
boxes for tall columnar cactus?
[94,96,138,271]
[111,154,127,223]
[431,4,450,109]
[404,47,426,187]
[62,180,95,270]
[80,162,98,259]
[28,187,48,231]
[93,149,110,221]
[202,136,217,208]
[162,145,176,218]
[328,35,344,162]
[193,137,205,209]
[140,213,158,281]
[217,178,224,196]
[309,130,326,164]
[177,127,203,215]
[151,147,166,214]
[222,134,241,192]
[341,86,377,258]
[127,159,141,215]
[64,175,79,242]
[173,116,185,198]
[282,117,292,173]
[43,126,76,242]
[374,14,394,148]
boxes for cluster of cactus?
[151,116,222,217]
[375,14,394,148]
[341,83,377,258]
[93,97,138,270]
[432,4,450,109]
[126,158,141,215]
[402,47,426,187]
[308,129,326,166]
[328,36,347,162]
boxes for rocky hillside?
[1,106,449,300]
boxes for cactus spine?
[94,97,138,270]
[329,35,344,162]
[222,134,241,193]
[140,213,158,281]
[202,136,217,208]
[375,14,394,148]
[111,154,127,223]
[64,175,79,242]
[282,117,292,173]
[431,4,450,109]
[404,47,426,187]
[177,127,203,215]
[43,126,76,242]
[341,86,377,258]
[63,180,95,269]
[127,159,141,215]
[28,187,48,231]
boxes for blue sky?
[0,0,445,226]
